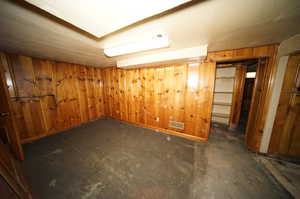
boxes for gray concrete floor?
[22,118,291,199]
[258,157,300,198]
[273,159,300,192]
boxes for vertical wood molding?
[0,53,24,160]
[245,58,268,150]
[229,64,246,128]
[260,56,289,153]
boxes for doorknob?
[0,112,9,117]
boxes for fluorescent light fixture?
[117,45,208,68]
[246,72,256,78]
[104,34,170,57]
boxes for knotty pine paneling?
[103,62,216,141]
[3,53,105,143]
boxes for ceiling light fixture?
[104,33,170,57]
[117,45,208,68]
[246,72,256,78]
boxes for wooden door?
[229,64,246,128]
[0,54,24,160]
[0,175,19,199]
[245,58,268,151]
[0,139,32,199]
[279,54,300,157]
[0,58,32,198]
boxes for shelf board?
[212,113,230,118]
[216,76,235,79]
[217,64,234,68]
[214,91,233,94]
[213,102,232,106]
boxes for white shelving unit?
[212,66,236,125]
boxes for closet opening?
[211,59,260,143]
[237,59,258,134]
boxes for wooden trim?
[0,53,24,160]
[213,102,232,106]
[217,64,234,68]
[212,113,230,118]
[216,76,235,79]
[209,44,278,152]
[245,57,274,151]
[108,117,208,142]
[245,59,263,150]
[21,117,105,144]
[207,44,278,62]
[0,163,29,199]
[229,64,246,128]
[214,91,233,94]
[21,134,49,144]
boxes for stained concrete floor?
[22,118,291,199]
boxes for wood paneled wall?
[1,52,216,143]
[102,62,216,141]
[0,53,105,143]
[0,44,278,148]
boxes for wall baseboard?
[22,116,208,144]
[21,117,105,144]
[108,116,208,142]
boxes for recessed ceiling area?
[0,0,300,67]
[24,0,191,38]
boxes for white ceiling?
[0,0,300,67]
[24,0,191,37]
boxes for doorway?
[237,60,258,133]
[211,58,267,149]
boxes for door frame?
[0,55,24,160]
[229,63,246,129]
[207,44,278,151]
[268,53,300,156]
[0,147,29,198]
[244,58,268,150]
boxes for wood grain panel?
[207,45,276,62]
[76,66,89,123]
[1,53,105,143]
[229,64,246,128]
[196,62,216,138]
[185,63,200,136]
[246,58,268,150]
[102,62,216,141]
[269,54,300,155]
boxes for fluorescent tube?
[117,45,208,68]
[104,34,170,57]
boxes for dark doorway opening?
[237,61,258,134]
[211,59,259,140]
